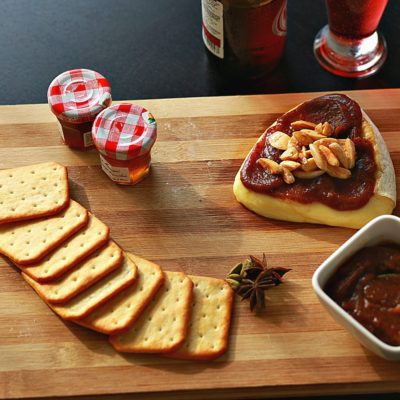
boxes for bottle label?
[100,155,131,183]
[201,0,224,59]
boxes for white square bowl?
[312,215,400,361]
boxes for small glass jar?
[92,103,157,185]
[47,69,112,150]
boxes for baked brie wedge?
[233,94,396,229]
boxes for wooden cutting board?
[1,89,400,400]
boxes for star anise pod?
[226,254,291,311]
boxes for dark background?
[1,1,399,399]
[0,0,398,105]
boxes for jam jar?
[47,69,112,150]
[92,103,157,185]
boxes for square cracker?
[77,253,164,335]
[0,200,88,265]
[23,253,138,320]
[166,275,234,361]
[17,213,110,282]
[20,240,123,304]
[109,271,193,354]
[0,162,69,224]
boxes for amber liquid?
[102,153,151,185]
[127,154,151,185]
[327,0,388,39]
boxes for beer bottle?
[201,0,287,79]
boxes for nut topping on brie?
[262,120,357,183]
[256,158,282,174]
[290,120,317,130]
[268,131,290,150]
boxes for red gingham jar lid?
[47,69,112,124]
[92,103,157,161]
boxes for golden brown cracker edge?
[109,271,194,354]
[21,241,123,304]
[18,214,110,282]
[0,200,89,265]
[166,276,235,361]
[75,254,165,335]
[0,162,70,224]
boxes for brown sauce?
[240,94,377,210]
[325,243,400,346]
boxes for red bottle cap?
[47,69,112,124]
[92,103,157,160]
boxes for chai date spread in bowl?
[325,243,400,347]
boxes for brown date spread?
[325,244,400,346]
[240,94,377,210]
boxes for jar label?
[83,131,94,147]
[100,155,130,183]
[202,0,224,59]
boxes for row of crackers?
[0,162,234,360]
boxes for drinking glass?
[313,0,388,78]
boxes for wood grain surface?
[1,89,400,399]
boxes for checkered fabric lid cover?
[92,103,157,160]
[47,69,112,124]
